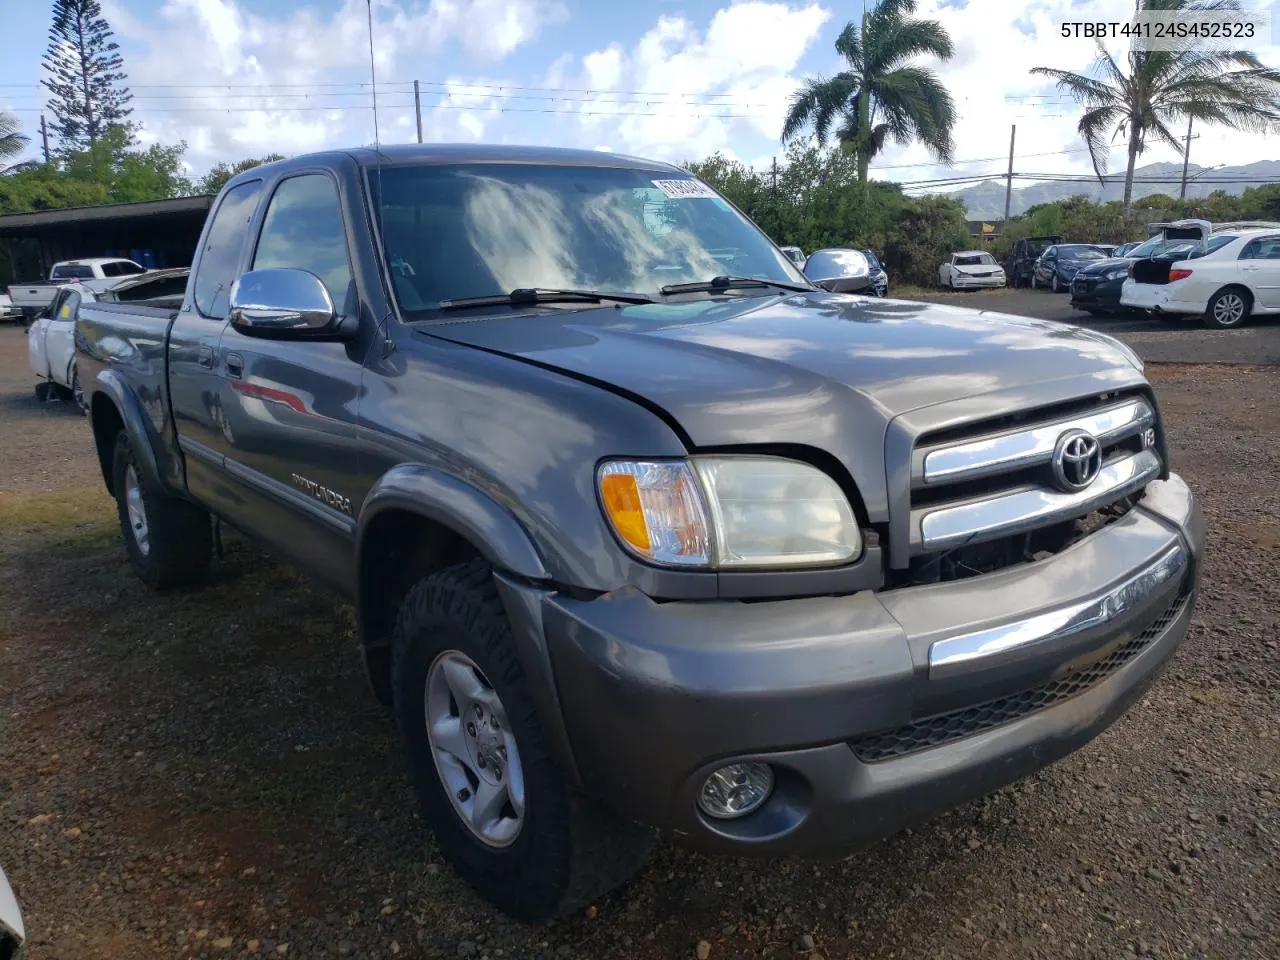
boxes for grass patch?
[0,486,113,533]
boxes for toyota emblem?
[1051,429,1103,492]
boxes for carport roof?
[0,194,214,238]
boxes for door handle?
[197,345,213,369]
[225,353,244,379]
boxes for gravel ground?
[896,286,1280,366]
[1,324,1278,960]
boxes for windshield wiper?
[438,288,656,311]
[659,275,813,296]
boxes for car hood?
[1077,257,1131,276]
[425,290,1141,428]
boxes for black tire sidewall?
[110,432,211,590]
[392,567,576,922]
[112,433,162,586]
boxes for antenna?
[366,0,380,148]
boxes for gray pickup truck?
[76,145,1204,922]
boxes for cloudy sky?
[2,0,1278,191]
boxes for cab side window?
[252,174,353,307]
[1241,237,1280,260]
[193,180,264,319]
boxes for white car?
[28,268,189,412]
[1120,227,1280,329]
[939,251,1006,289]
[7,256,147,320]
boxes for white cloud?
[102,0,564,170]
[540,2,831,161]
[866,0,1280,189]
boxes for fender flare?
[355,463,550,582]
[91,369,163,491]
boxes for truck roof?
[233,144,688,181]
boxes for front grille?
[849,589,1189,763]
[905,391,1161,561]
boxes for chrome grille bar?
[921,398,1154,487]
[927,543,1186,678]
[918,448,1161,550]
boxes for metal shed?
[0,195,213,287]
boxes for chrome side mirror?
[229,268,343,339]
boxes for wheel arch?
[354,465,580,784]
[89,372,162,497]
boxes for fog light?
[697,762,774,819]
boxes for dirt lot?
[1,323,1278,960]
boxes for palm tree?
[1031,0,1280,210]
[0,112,31,172]
[781,0,956,182]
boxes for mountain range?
[942,160,1280,219]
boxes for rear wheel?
[392,559,653,922]
[1204,288,1251,329]
[111,432,212,590]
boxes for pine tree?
[41,0,134,153]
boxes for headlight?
[1105,269,1128,281]
[597,456,862,569]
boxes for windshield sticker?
[652,179,719,200]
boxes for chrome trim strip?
[922,399,1154,486]
[928,543,1186,678]
[918,449,1161,550]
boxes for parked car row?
[1120,220,1280,328]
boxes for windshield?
[51,264,94,279]
[954,253,996,266]
[1057,245,1108,260]
[368,163,806,316]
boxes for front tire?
[1204,287,1251,329]
[111,432,212,590]
[392,560,652,922]
[1051,273,1062,293]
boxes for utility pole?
[39,113,50,163]
[771,156,778,194]
[1003,124,1016,224]
[413,79,424,144]
[1179,116,1194,200]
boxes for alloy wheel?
[424,651,526,848]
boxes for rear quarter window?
[193,180,265,318]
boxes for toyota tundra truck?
[74,145,1203,923]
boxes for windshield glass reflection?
[368,164,805,317]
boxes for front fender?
[356,463,550,582]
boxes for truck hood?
[423,291,1141,437]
